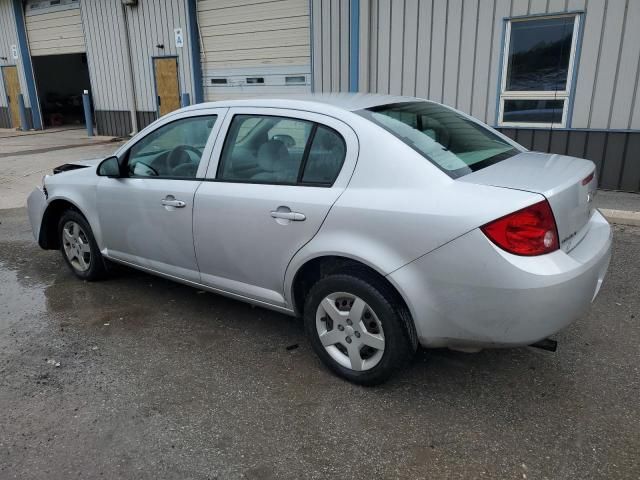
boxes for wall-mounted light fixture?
[156,44,165,50]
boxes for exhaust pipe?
[530,338,557,352]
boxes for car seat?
[251,139,297,183]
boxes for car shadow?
[1,242,566,402]
[72,262,562,383]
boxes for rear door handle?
[270,210,306,221]
[161,196,186,208]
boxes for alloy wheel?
[315,292,385,371]
[62,220,91,272]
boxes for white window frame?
[498,14,581,129]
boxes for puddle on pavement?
[0,240,53,330]
[0,265,47,330]
[0,237,300,343]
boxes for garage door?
[25,0,86,56]
[197,0,311,101]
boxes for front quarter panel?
[27,186,47,241]
[41,166,103,248]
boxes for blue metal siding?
[11,0,42,129]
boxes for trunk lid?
[460,151,597,253]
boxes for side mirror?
[97,156,121,178]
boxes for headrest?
[257,139,289,172]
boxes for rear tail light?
[582,171,595,186]
[481,200,559,256]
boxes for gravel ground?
[0,207,638,479]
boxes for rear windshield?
[358,102,519,178]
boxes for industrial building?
[0,0,639,191]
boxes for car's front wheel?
[58,209,107,281]
[304,272,416,385]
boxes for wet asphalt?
[0,207,638,480]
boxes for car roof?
[181,93,425,114]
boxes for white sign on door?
[10,44,18,59]
[174,28,184,48]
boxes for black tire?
[58,209,107,281]
[304,272,417,385]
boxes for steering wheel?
[130,160,158,177]
[166,145,201,170]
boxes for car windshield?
[358,102,519,178]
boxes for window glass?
[506,17,575,92]
[236,117,261,143]
[359,102,518,178]
[302,126,346,184]
[503,99,564,124]
[269,119,312,151]
[499,14,578,127]
[127,115,216,178]
[218,115,313,184]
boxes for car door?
[193,107,359,308]
[97,109,226,282]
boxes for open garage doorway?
[32,53,91,129]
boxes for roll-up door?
[25,0,86,56]
[197,0,311,101]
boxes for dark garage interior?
[31,53,91,128]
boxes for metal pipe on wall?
[82,90,94,137]
[120,2,138,135]
[17,94,29,131]
[12,0,42,130]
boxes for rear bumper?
[389,210,612,348]
[27,187,47,244]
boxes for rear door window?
[217,114,346,186]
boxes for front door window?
[126,115,217,178]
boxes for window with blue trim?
[499,14,580,128]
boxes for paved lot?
[0,127,118,155]
[595,190,640,212]
[0,205,638,479]
[0,133,638,478]
[0,129,124,209]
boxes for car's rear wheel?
[58,210,106,281]
[304,272,416,385]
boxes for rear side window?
[302,126,346,184]
[217,114,346,186]
[358,102,518,178]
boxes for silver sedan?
[27,94,612,384]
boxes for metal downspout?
[120,3,138,135]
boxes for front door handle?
[270,210,306,221]
[161,196,186,208]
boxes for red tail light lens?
[481,200,559,256]
[582,171,595,186]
